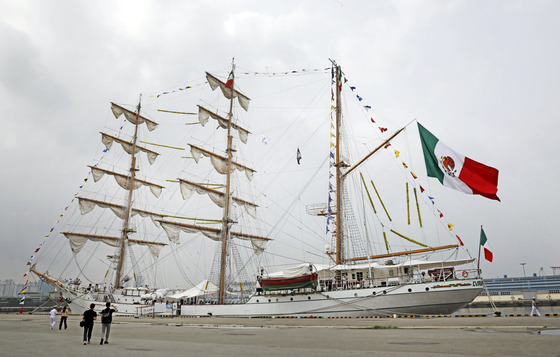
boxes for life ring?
[462,271,468,278]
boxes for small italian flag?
[480,227,493,262]
[417,123,500,201]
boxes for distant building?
[474,275,560,304]
[0,280,53,298]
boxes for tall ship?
[28,60,488,316]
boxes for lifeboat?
[257,264,318,292]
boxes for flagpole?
[477,225,482,277]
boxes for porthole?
[372,292,376,296]
[290,297,293,301]
[276,298,279,302]
[354,293,358,297]
[308,296,311,300]
[256,299,259,303]
[408,288,412,293]
[383,290,387,294]
[268,299,271,303]
[326,295,330,299]
[425,287,429,292]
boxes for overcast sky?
[2,0,560,283]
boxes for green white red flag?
[417,123,500,201]
[480,227,493,262]
[225,70,234,88]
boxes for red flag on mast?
[225,70,234,88]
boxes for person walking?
[59,306,69,330]
[530,298,541,316]
[82,303,97,345]
[49,306,57,329]
[100,302,117,345]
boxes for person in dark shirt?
[100,302,117,345]
[82,303,97,345]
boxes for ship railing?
[319,271,472,291]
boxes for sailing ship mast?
[330,60,458,265]
[218,60,236,304]
[155,62,270,303]
[332,61,345,266]
[114,96,142,288]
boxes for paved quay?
[1,314,559,356]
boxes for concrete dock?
[1,314,558,356]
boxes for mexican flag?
[225,70,234,88]
[417,123,500,201]
[480,227,493,262]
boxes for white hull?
[178,279,483,317]
[57,289,154,315]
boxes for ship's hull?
[54,289,155,315]
[178,279,483,317]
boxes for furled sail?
[158,220,269,254]
[89,166,164,198]
[63,232,166,259]
[197,106,250,144]
[111,102,159,131]
[77,197,163,227]
[205,73,250,111]
[101,133,160,165]
[189,144,255,181]
[178,179,257,218]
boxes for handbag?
[79,320,84,327]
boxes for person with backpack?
[100,302,117,345]
[82,303,97,345]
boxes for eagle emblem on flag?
[440,156,457,177]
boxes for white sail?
[63,232,166,259]
[158,220,269,254]
[189,144,255,181]
[77,197,163,227]
[89,166,164,198]
[111,102,159,131]
[178,179,257,218]
[205,73,251,111]
[197,106,250,144]
[101,132,159,165]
